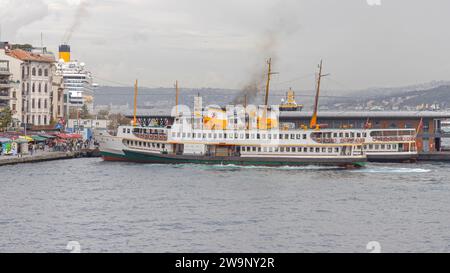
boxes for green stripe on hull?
[100,151,127,160]
[122,150,366,167]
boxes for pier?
[0,149,99,167]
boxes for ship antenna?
[310,60,329,129]
[133,79,138,127]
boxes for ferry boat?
[95,122,367,168]
[95,59,417,166]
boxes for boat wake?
[176,163,345,171]
[350,166,431,173]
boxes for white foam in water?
[184,164,343,171]
[351,166,431,173]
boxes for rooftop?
[6,49,54,63]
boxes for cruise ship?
[56,44,94,112]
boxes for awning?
[31,135,47,142]
[0,137,11,143]
[13,138,29,144]
[57,133,82,139]
[38,134,56,139]
[19,136,33,142]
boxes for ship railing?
[372,136,416,142]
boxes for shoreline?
[0,149,100,167]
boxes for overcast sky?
[1,0,450,91]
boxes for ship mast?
[175,80,179,116]
[264,58,278,106]
[133,79,138,127]
[309,60,328,129]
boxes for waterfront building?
[0,60,15,123]
[0,42,65,128]
[0,45,21,127]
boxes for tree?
[107,113,131,131]
[80,104,92,119]
[0,107,13,131]
[96,109,109,119]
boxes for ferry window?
[263,147,267,152]
[303,147,307,152]
[208,133,212,138]
[182,133,186,138]
[258,147,261,152]
[369,144,373,149]
[393,144,397,149]
[345,133,349,138]
[224,133,227,139]
[285,134,289,139]
[279,134,283,139]
[157,144,160,148]
[328,148,333,153]
[364,145,367,149]
[296,134,301,139]
[219,133,222,139]
[335,148,339,153]
[213,133,217,139]
[303,134,307,139]
[177,133,180,138]
[240,134,244,139]
[252,147,256,152]
[251,134,255,139]
[286,147,291,152]
[357,133,361,138]
[152,143,155,148]
[275,147,279,152]
[316,148,320,153]
[257,134,260,139]
[322,148,326,153]
[339,133,343,137]
[127,129,131,134]
[203,133,206,138]
[280,147,285,152]
[387,144,391,149]
[310,147,314,153]
[381,144,385,149]
[262,134,266,139]
[268,134,271,140]
[123,128,126,133]
[162,144,165,149]
[188,133,191,138]
[269,147,273,152]
[375,145,379,150]
[363,133,367,137]
[290,134,295,140]
[350,132,355,138]
[273,134,278,139]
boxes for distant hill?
[93,81,450,113]
[324,84,450,111]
